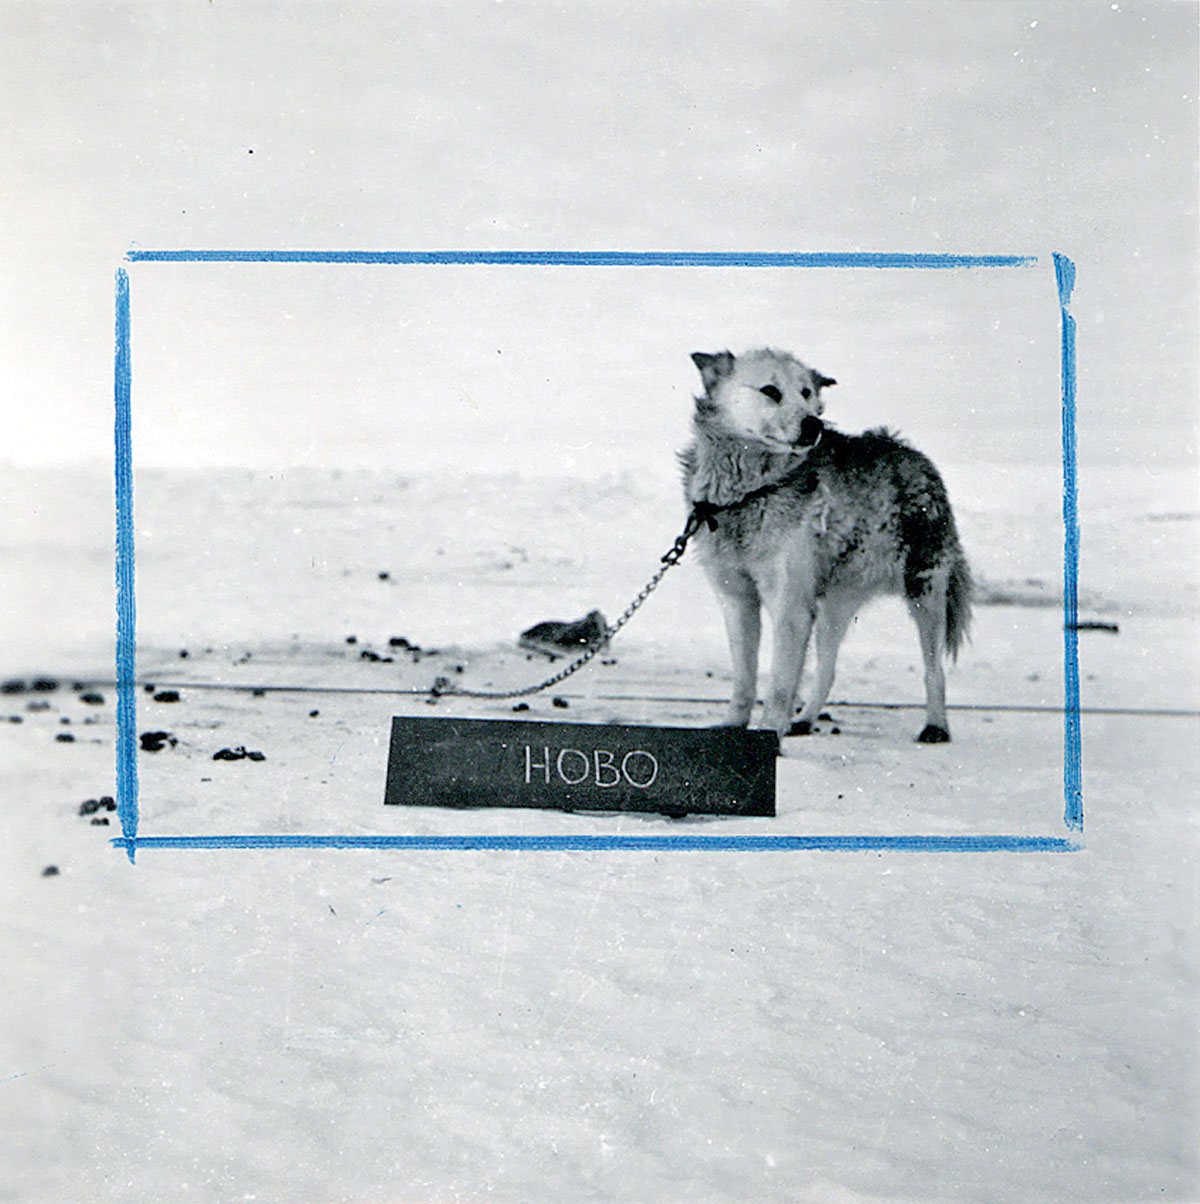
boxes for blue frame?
[111,250,1082,861]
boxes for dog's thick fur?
[680,348,972,744]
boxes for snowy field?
[1,453,1197,1202]
[2,3,1197,1195]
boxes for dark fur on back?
[681,424,972,657]
[819,428,972,657]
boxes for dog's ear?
[691,351,734,393]
[813,371,837,390]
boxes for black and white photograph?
[2,3,1197,1201]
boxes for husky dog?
[680,348,972,745]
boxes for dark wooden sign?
[385,717,776,817]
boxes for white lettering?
[524,744,662,791]
[525,745,551,785]
[556,748,591,785]
[593,748,621,787]
[621,750,659,789]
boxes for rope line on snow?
[64,679,1200,720]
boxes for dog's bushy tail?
[945,554,973,661]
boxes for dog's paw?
[916,724,951,744]
[786,719,813,736]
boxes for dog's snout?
[797,415,824,447]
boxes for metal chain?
[430,512,703,701]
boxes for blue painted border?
[113,249,1082,858]
[114,268,139,863]
[123,249,1037,269]
[1054,255,1083,831]
[111,834,1081,853]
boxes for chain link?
[430,513,702,701]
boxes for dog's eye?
[759,385,782,403]
[801,387,812,400]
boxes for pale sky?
[1,0,1196,470]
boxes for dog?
[679,348,972,745]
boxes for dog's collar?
[665,459,817,566]
[680,452,820,546]
[667,429,827,566]
[689,478,788,533]
[690,437,822,528]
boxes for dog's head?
[691,348,835,452]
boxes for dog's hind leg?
[711,571,762,727]
[907,583,951,743]
[792,590,860,735]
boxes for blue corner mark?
[114,268,139,862]
[111,834,1082,853]
[1054,254,1083,832]
[122,249,1040,270]
[1053,252,1076,307]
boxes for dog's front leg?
[793,590,859,734]
[711,572,761,727]
[760,596,817,739]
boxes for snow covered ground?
[1,458,1197,1202]
[3,0,1197,1197]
